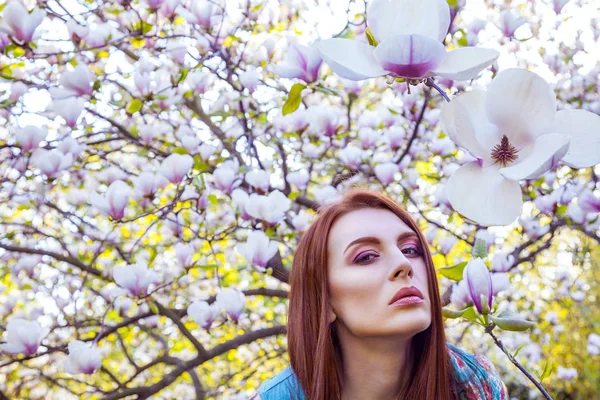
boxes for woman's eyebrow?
[343,231,417,255]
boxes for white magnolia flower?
[374,162,398,185]
[385,127,405,150]
[177,0,223,30]
[57,137,85,157]
[555,366,578,381]
[441,68,600,226]
[89,180,132,220]
[491,272,510,295]
[213,163,240,193]
[113,263,159,297]
[245,190,291,225]
[578,189,600,214]
[245,169,271,192]
[316,0,498,81]
[286,170,310,190]
[339,145,364,168]
[307,107,342,137]
[10,81,27,101]
[160,154,193,184]
[175,242,195,267]
[0,1,45,43]
[552,0,570,14]
[239,68,259,93]
[32,149,73,178]
[53,97,85,128]
[188,300,220,330]
[272,43,323,83]
[0,318,44,356]
[587,333,600,356]
[216,288,245,322]
[60,65,94,96]
[133,172,168,199]
[491,252,514,272]
[312,186,341,205]
[438,236,457,255]
[236,230,279,271]
[16,126,47,152]
[497,10,527,38]
[291,210,310,232]
[64,340,102,374]
[13,255,41,276]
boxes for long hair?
[287,188,456,400]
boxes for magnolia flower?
[272,43,323,83]
[0,319,44,356]
[438,236,457,255]
[113,263,159,297]
[497,10,527,38]
[339,145,364,168]
[213,163,240,193]
[16,126,47,152]
[53,97,85,128]
[89,180,132,220]
[245,169,270,192]
[0,2,45,43]
[463,258,493,314]
[441,68,600,226]
[491,252,514,273]
[216,288,245,322]
[286,170,310,190]
[374,162,399,185]
[57,137,85,157]
[239,68,259,93]
[64,340,102,374]
[10,81,27,101]
[245,190,291,225]
[587,333,600,356]
[552,0,570,14]
[188,300,220,330]
[316,0,498,81]
[13,255,40,276]
[307,107,342,137]
[60,65,94,96]
[555,366,578,381]
[578,189,600,214]
[175,242,195,267]
[32,149,73,178]
[160,154,193,184]
[386,127,405,150]
[237,230,279,271]
[177,0,223,30]
[133,172,168,199]
[358,127,380,149]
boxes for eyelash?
[353,245,422,265]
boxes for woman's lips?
[390,296,424,307]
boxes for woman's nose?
[387,251,414,281]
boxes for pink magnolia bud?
[32,149,73,178]
[64,340,102,374]
[89,180,132,220]
[10,81,27,101]
[463,258,493,314]
[60,65,94,96]
[113,263,159,297]
[216,288,245,322]
[0,318,43,356]
[187,300,220,330]
[53,97,85,127]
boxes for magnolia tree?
[0,0,599,398]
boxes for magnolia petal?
[271,65,306,79]
[499,133,570,181]
[447,162,522,226]
[316,38,386,80]
[373,34,445,79]
[547,109,600,169]
[440,90,498,160]
[485,69,556,149]
[367,0,450,43]
[433,47,499,80]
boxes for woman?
[250,188,507,400]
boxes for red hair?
[287,188,456,400]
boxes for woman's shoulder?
[447,342,508,399]
[250,365,304,400]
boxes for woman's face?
[327,208,432,338]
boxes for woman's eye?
[354,252,378,264]
[401,246,422,257]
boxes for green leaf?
[288,191,300,201]
[282,83,306,116]
[314,85,340,97]
[472,238,488,258]
[197,264,218,271]
[540,360,554,383]
[149,302,159,314]
[442,307,466,319]
[491,313,536,332]
[365,27,378,46]
[513,343,526,359]
[437,261,467,281]
[126,99,143,114]
[172,147,189,155]
[176,68,189,86]
[447,0,458,7]
[208,194,218,206]
[460,307,480,324]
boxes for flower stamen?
[491,135,518,166]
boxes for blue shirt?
[254,343,507,400]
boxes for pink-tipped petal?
[373,34,445,79]
[499,133,570,181]
[447,162,522,226]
